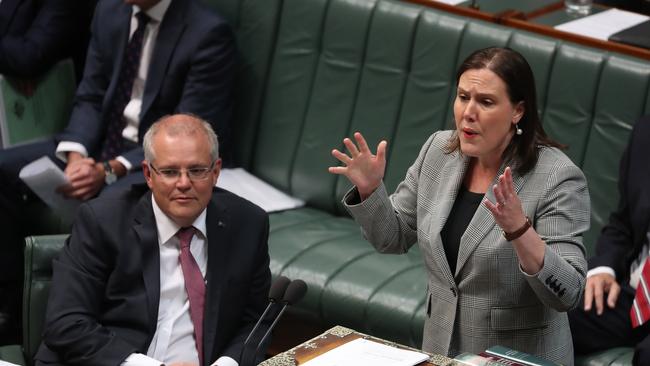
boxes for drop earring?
[515,123,523,135]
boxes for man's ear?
[142,161,154,189]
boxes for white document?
[300,338,429,366]
[18,156,80,217]
[216,168,305,213]
[554,8,649,40]
[0,361,21,366]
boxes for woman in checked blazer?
[329,47,589,365]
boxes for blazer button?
[450,288,457,297]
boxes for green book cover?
[484,345,561,366]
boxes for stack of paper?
[216,168,305,213]
[300,338,429,366]
[554,8,649,41]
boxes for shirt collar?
[133,0,171,23]
[151,193,208,246]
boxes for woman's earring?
[515,123,523,135]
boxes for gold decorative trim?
[327,325,354,337]
[259,352,296,366]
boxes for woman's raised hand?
[328,132,387,200]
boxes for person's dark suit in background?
[569,116,650,365]
[0,0,96,82]
[35,114,270,366]
[0,0,235,345]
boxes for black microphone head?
[282,279,307,305]
[269,276,291,302]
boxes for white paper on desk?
[554,8,649,40]
[300,338,429,366]
[216,168,305,213]
[0,360,20,366]
[18,156,80,217]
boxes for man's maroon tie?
[631,258,650,328]
[177,227,205,365]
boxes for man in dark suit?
[35,114,271,366]
[0,0,95,80]
[0,0,235,343]
[569,116,650,365]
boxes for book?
[454,352,502,365]
[478,352,526,366]
[484,345,561,366]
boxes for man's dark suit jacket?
[35,185,271,366]
[56,0,235,165]
[589,116,650,279]
[0,0,94,79]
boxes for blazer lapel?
[140,0,187,119]
[132,193,161,337]
[455,164,527,276]
[428,152,470,285]
[203,197,232,363]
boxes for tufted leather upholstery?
[0,235,66,366]
[1,0,645,364]
[206,0,643,362]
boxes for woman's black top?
[440,185,484,275]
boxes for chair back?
[22,235,67,366]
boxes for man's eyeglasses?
[149,161,216,181]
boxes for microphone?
[249,279,307,364]
[238,276,290,364]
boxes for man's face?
[124,0,161,11]
[143,130,220,227]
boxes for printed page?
[555,8,649,40]
[19,156,79,217]
[300,338,429,366]
[216,168,305,212]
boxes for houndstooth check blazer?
[345,130,589,365]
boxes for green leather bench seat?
[207,0,649,362]
[3,0,646,364]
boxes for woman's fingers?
[354,132,371,153]
[331,149,352,164]
[343,138,360,157]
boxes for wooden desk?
[402,0,650,60]
[261,326,455,366]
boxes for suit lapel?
[203,196,231,363]
[428,152,470,285]
[140,0,187,119]
[132,193,161,337]
[455,164,527,276]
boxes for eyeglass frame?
[148,160,218,181]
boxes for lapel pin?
[217,221,225,227]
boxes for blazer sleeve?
[0,0,87,77]
[41,203,137,366]
[523,161,590,311]
[56,4,111,154]
[344,132,439,254]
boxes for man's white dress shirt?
[122,195,237,366]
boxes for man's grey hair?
[143,114,219,163]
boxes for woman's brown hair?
[446,47,563,175]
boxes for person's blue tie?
[100,11,150,161]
